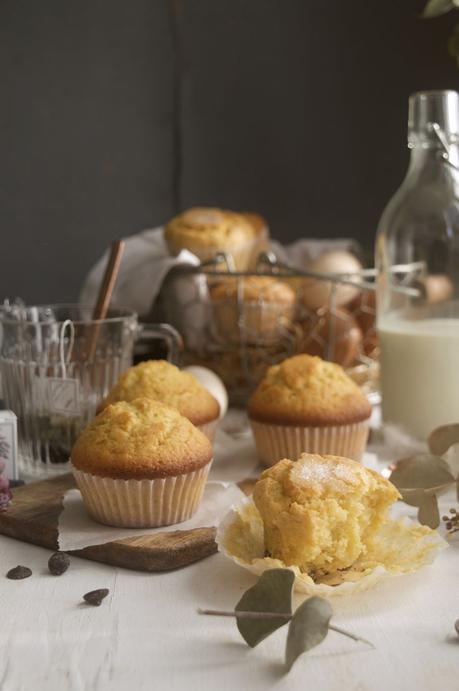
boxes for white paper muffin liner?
[216,497,447,598]
[197,418,219,443]
[71,461,212,528]
[250,418,369,466]
[167,236,259,272]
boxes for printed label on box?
[0,412,18,480]
[47,378,80,415]
[33,376,81,416]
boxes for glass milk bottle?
[376,90,459,439]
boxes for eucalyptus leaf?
[285,597,332,673]
[442,443,459,478]
[428,424,459,456]
[422,0,455,18]
[400,488,428,508]
[390,454,454,491]
[417,493,440,529]
[235,569,294,648]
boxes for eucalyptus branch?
[198,608,374,647]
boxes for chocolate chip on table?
[83,589,109,606]
[48,551,70,576]
[6,565,32,580]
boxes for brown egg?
[421,274,454,305]
[348,290,378,356]
[302,308,363,368]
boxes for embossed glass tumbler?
[0,305,179,478]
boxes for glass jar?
[0,304,181,478]
[376,90,459,439]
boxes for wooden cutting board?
[0,474,255,572]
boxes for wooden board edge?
[0,515,59,551]
[70,527,218,572]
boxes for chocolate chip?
[48,551,70,576]
[83,588,109,606]
[7,565,32,580]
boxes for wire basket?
[157,252,380,405]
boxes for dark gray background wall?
[1,0,458,303]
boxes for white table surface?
[1,422,459,691]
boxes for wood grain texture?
[0,474,241,572]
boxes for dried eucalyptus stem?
[198,608,373,647]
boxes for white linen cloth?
[270,237,361,266]
[80,227,200,316]
[1,442,457,691]
[80,226,360,316]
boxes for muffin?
[71,398,213,527]
[253,453,399,576]
[242,212,270,268]
[97,360,220,442]
[248,354,371,465]
[210,275,296,345]
[164,207,257,271]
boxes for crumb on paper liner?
[216,498,447,597]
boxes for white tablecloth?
[1,432,458,691]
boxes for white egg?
[302,250,363,310]
[183,365,228,418]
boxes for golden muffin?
[164,207,257,271]
[97,360,220,441]
[241,212,270,267]
[71,398,213,527]
[253,453,399,576]
[210,275,296,345]
[248,354,371,465]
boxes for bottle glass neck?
[407,141,459,174]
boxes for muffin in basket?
[71,398,213,528]
[164,207,257,271]
[97,360,220,442]
[248,354,371,466]
[210,275,296,345]
[241,212,270,267]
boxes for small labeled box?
[0,410,18,480]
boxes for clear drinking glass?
[0,304,181,478]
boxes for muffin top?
[210,275,295,304]
[248,354,372,426]
[242,212,268,236]
[97,360,220,425]
[253,453,399,574]
[164,207,255,251]
[71,398,213,479]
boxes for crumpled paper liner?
[216,498,447,597]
